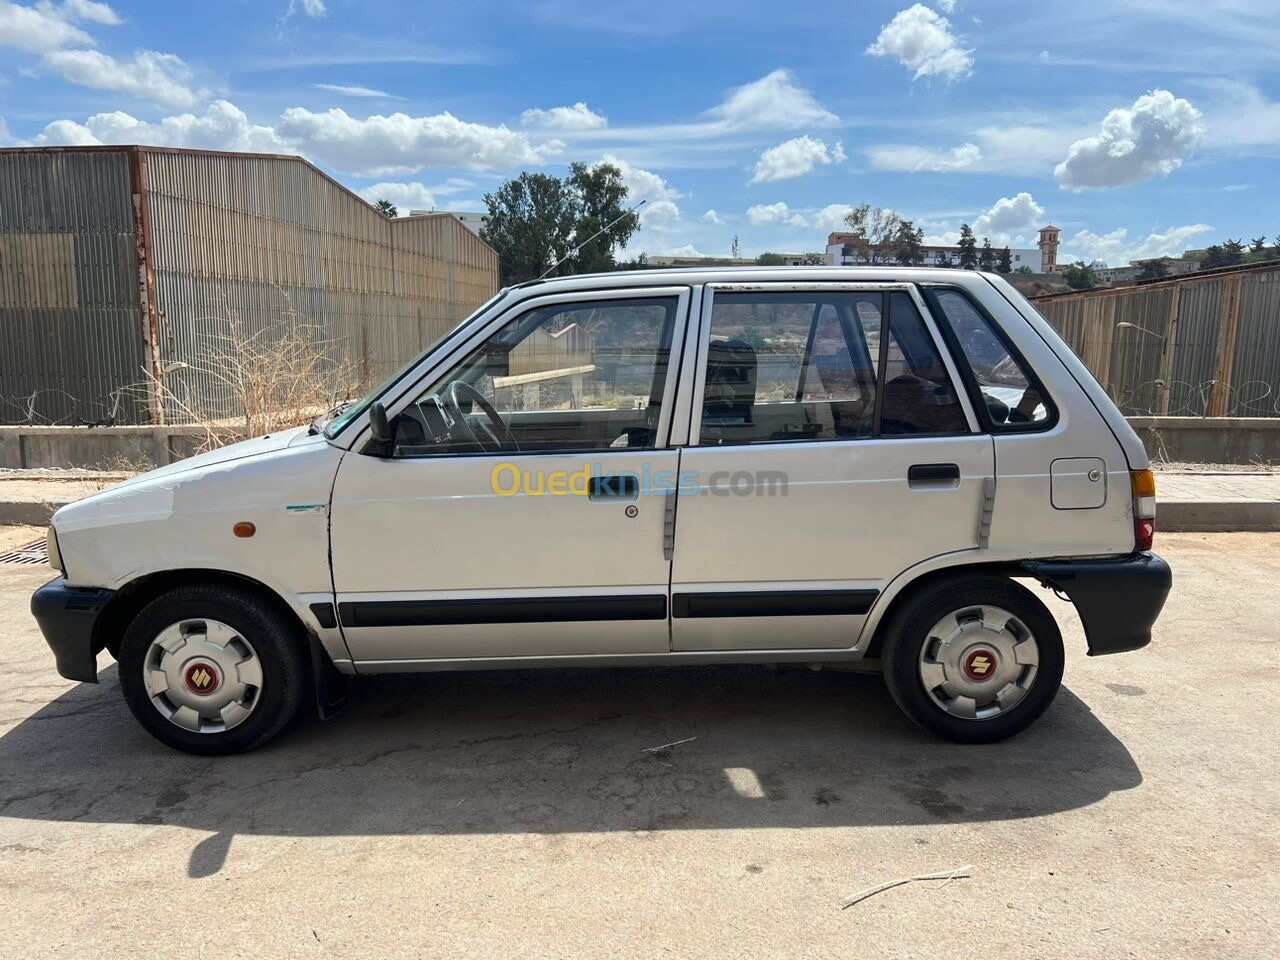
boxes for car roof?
[508,265,997,296]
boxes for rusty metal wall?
[1034,265,1280,417]
[0,149,147,425]
[142,149,499,421]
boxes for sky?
[2,0,1279,266]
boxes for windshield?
[324,289,510,438]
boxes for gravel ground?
[0,532,1277,959]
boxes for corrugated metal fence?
[1033,264,1280,417]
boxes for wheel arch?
[860,559,1030,658]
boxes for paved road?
[0,532,1277,959]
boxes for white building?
[825,231,1044,271]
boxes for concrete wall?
[1128,417,1280,465]
[4,418,1279,470]
[0,425,239,470]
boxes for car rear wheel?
[117,584,307,755]
[880,576,1064,743]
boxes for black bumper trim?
[1022,552,1172,656]
[30,576,115,683]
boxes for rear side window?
[928,289,1053,429]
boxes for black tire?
[117,583,308,755]
[880,576,1064,743]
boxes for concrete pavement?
[0,532,1277,959]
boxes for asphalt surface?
[0,531,1276,959]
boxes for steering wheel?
[442,381,518,453]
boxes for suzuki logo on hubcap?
[962,649,997,682]
[184,662,219,695]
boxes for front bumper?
[30,576,116,682]
[1022,552,1172,656]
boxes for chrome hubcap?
[918,605,1039,720]
[144,619,263,734]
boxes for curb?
[0,502,67,526]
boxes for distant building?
[409,210,488,235]
[1093,256,1203,286]
[1038,225,1061,273]
[824,232,1040,270]
[645,254,812,267]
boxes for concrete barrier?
[0,426,233,470]
[2,417,1279,469]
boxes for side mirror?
[369,401,392,444]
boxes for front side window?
[928,288,1052,428]
[697,289,967,445]
[388,296,677,457]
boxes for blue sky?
[2,0,1279,265]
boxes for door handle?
[908,463,960,486]
[589,474,640,500]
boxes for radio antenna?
[538,199,646,280]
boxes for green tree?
[1136,259,1169,280]
[730,235,741,259]
[996,246,1013,273]
[1063,261,1100,290]
[958,224,978,269]
[374,199,397,218]
[800,252,827,265]
[892,220,925,265]
[1250,236,1268,254]
[979,238,995,271]
[1014,265,1034,274]
[1222,238,1246,266]
[935,252,955,268]
[480,162,639,285]
[756,251,786,266]
[1201,244,1227,269]
[843,204,904,263]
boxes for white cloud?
[866,141,980,172]
[702,209,724,225]
[41,48,205,109]
[708,69,839,131]
[1197,80,1280,150]
[358,182,436,212]
[935,0,956,10]
[314,83,404,99]
[1065,224,1214,266]
[285,0,326,19]
[276,107,562,175]
[61,0,120,24]
[809,204,857,231]
[975,192,1046,239]
[746,202,793,226]
[1222,183,1253,192]
[520,102,607,131]
[0,0,97,52]
[1055,89,1203,190]
[641,199,681,227]
[866,3,974,82]
[750,135,845,184]
[33,100,289,152]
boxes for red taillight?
[1131,470,1156,551]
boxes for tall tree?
[843,204,904,263]
[1201,244,1227,269]
[756,252,786,266]
[892,220,925,265]
[1222,238,1246,266]
[800,252,827,265]
[1063,261,1100,290]
[730,235,741,259]
[958,224,978,269]
[1250,236,1268,254]
[1136,259,1169,280]
[996,246,1013,273]
[374,199,397,218]
[480,163,639,284]
[935,252,955,268]
[979,237,995,271]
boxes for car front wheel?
[117,584,307,755]
[881,576,1065,743]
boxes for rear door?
[670,283,994,651]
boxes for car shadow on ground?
[0,664,1140,862]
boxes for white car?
[32,268,1171,754]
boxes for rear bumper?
[30,576,115,683]
[1022,552,1172,656]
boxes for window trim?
[351,286,693,458]
[686,282,980,448]
[920,284,1060,435]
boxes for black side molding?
[339,594,667,628]
[672,589,878,619]
[1022,552,1172,656]
[309,602,338,629]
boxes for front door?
[329,288,690,665]
[670,284,995,651]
